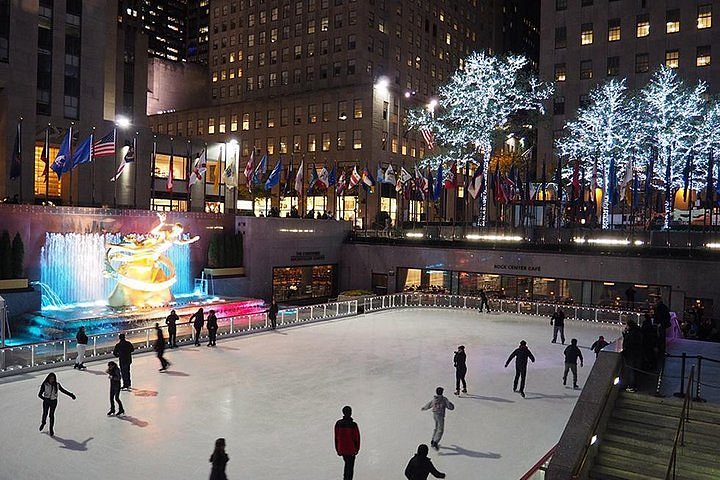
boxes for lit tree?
[556,79,636,229]
[638,66,707,229]
[407,51,553,226]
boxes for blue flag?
[554,158,562,203]
[433,163,443,202]
[50,129,73,179]
[265,158,282,190]
[376,165,384,184]
[328,164,336,186]
[308,163,319,191]
[70,135,93,169]
[608,157,617,206]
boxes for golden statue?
[105,213,199,307]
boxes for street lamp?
[115,115,131,129]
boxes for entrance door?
[371,273,388,296]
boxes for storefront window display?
[272,264,337,302]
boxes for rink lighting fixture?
[115,115,131,129]
[279,228,315,233]
[706,243,720,249]
[406,232,424,238]
[590,435,598,446]
[466,234,523,242]
[613,377,621,386]
[573,237,641,246]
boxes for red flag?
[444,161,457,189]
[40,142,49,177]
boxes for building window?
[554,63,567,82]
[322,103,331,122]
[281,108,289,126]
[208,118,215,134]
[607,56,620,76]
[254,111,263,128]
[293,135,301,152]
[666,9,680,33]
[337,131,346,150]
[665,50,679,68]
[556,0,567,10]
[698,5,712,29]
[308,104,318,124]
[279,137,288,154]
[307,134,317,152]
[219,116,226,133]
[352,130,362,149]
[231,114,238,131]
[322,133,331,151]
[580,60,592,80]
[555,27,566,49]
[268,110,276,128]
[581,23,593,45]
[697,46,711,67]
[608,19,620,41]
[637,14,650,37]
[579,94,590,108]
[635,53,649,73]
[338,101,347,120]
[242,113,250,130]
[353,99,363,119]
[294,106,303,125]
[581,0,592,5]
[553,96,565,116]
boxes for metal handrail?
[665,366,695,480]
[519,444,558,480]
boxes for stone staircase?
[588,392,720,480]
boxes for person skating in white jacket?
[421,387,454,450]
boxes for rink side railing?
[0,300,358,376]
[363,293,642,326]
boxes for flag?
[318,165,330,188]
[40,136,49,178]
[244,149,255,182]
[420,127,435,150]
[284,158,295,194]
[294,159,304,194]
[188,149,207,186]
[252,152,268,187]
[93,130,116,157]
[608,157,617,206]
[491,162,500,206]
[328,164,336,187]
[444,161,457,189]
[399,166,412,184]
[396,177,403,194]
[265,158,282,190]
[540,158,547,201]
[433,163,444,201]
[70,135,93,169]
[706,151,714,208]
[336,170,347,195]
[414,164,428,199]
[468,163,483,199]
[167,144,174,192]
[572,159,580,202]
[620,160,634,201]
[10,122,21,179]
[361,166,375,188]
[111,140,136,182]
[384,164,396,185]
[554,157,562,203]
[348,165,361,189]
[213,147,221,194]
[376,165,384,184]
[308,163,319,192]
[682,151,693,201]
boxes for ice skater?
[504,340,535,398]
[38,372,76,437]
[478,289,490,313]
[112,333,135,390]
[591,335,609,357]
[209,438,229,480]
[404,444,446,480]
[154,323,170,371]
[106,361,125,416]
[334,405,361,480]
[551,308,566,344]
[268,299,279,330]
[165,309,179,348]
[74,326,88,370]
[454,345,467,395]
[206,309,218,346]
[563,338,584,389]
[421,387,455,450]
[190,307,205,346]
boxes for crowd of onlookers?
[681,304,719,341]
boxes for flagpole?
[90,126,96,206]
[112,126,118,208]
[17,117,23,202]
[44,124,50,203]
[68,123,74,206]
[132,132,138,209]
[187,138,192,212]
[150,135,157,210]
[202,142,207,212]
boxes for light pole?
[115,115,131,208]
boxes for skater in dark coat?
[268,299,279,330]
[165,309,179,348]
[404,444,446,480]
[209,438,229,480]
[334,405,361,480]
[453,345,467,395]
[504,340,535,397]
[190,308,205,346]
[38,372,76,437]
[563,339,584,388]
[74,326,88,370]
[154,323,170,371]
[106,361,124,416]
[590,336,609,357]
[551,308,566,344]
[112,333,135,390]
[478,289,490,313]
[206,310,218,346]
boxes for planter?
[203,267,245,277]
[337,293,375,312]
[0,278,29,291]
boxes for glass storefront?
[272,264,337,303]
[399,267,669,310]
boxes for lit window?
[231,114,238,131]
[607,56,620,76]
[445,33,451,45]
[698,5,712,29]
[665,50,679,69]
[353,99,363,119]
[635,53,649,73]
[208,118,215,134]
[697,46,711,67]
[666,9,680,33]
[636,14,649,37]
[580,60,592,80]
[608,19,620,41]
[352,130,362,150]
[242,113,250,131]
[581,23,593,45]
[307,134,316,152]
[554,63,567,82]
[219,116,226,133]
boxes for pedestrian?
[551,308,566,344]
[190,307,205,346]
[404,444,446,480]
[74,326,88,370]
[154,323,170,371]
[563,339,584,389]
[268,299,279,330]
[453,345,467,395]
[209,438,229,480]
[625,286,636,309]
[166,309,179,348]
[622,320,643,392]
[421,386,455,450]
[334,405,361,480]
[590,335,609,357]
[654,300,671,356]
[478,289,490,313]
[206,309,218,346]
[504,340,535,398]
[106,361,125,416]
[112,333,135,390]
[641,314,658,370]
[38,372,76,437]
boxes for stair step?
[616,397,720,425]
[593,452,720,480]
[589,463,663,480]
[620,391,720,415]
[605,425,720,455]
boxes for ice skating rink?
[0,309,621,480]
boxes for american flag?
[93,130,116,157]
[420,128,435,150]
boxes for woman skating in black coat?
[209,438,229,480]
[38,372,76,437]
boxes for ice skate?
[107,410,115,416]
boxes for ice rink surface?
[0,309,621,480]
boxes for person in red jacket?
[334,405,360,480]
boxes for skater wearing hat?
[454,345,467,395]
